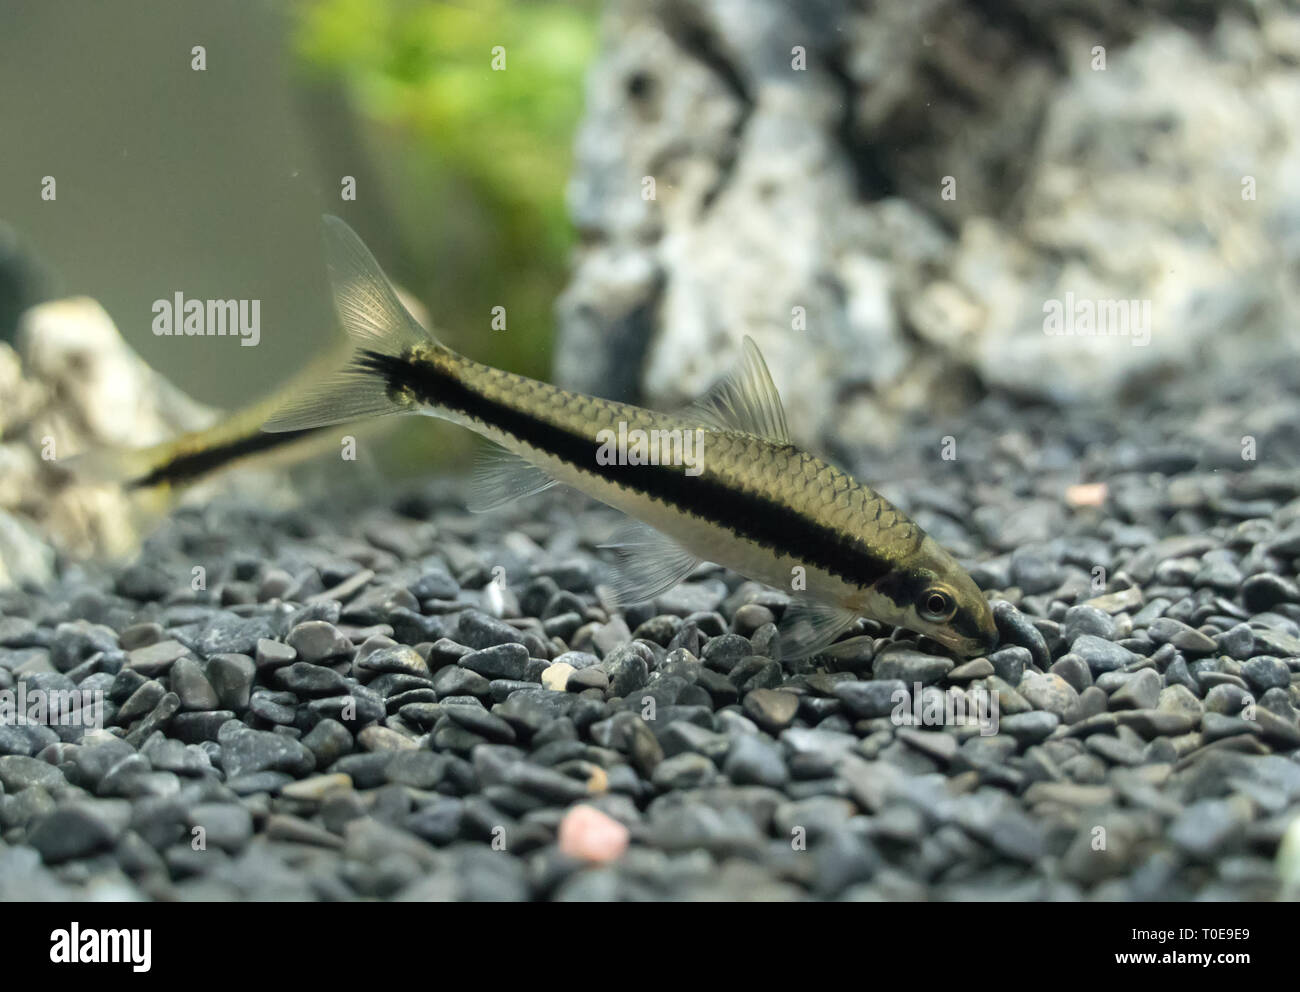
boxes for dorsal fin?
[682,335,790,444]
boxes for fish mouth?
[956,633,997,658]
[976,617,1000,656]
[933,610,999,658]
[925,627,996,659]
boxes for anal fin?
[598,520,702,607]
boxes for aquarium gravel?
[1,368,1299,902]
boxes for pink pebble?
[558,804,630,864]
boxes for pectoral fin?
[777,599,861,660]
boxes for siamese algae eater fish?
[263,217,999,659]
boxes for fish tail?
[60,441,178,491]
[64,349,352,494]
[262,215,450,434]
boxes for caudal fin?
[59,443,172,490]
[263,215,441,433]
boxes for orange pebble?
[558,804,629,864]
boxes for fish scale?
[413,346,921,582]
[262,215,999,659]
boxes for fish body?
[265,217,998,659]
[70,343,357,495]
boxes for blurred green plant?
[291,0,598,471]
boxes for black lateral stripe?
[359,349,896,588]
[127,427,322,489]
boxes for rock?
[557,804,630,864]
[249,694,295,725]
[871,648,953,685]
[834,680,907,719]
[541,663,575,692]
[1072,635,1139,676]
[123,692,181,747]
[988,646,1031,685]
[1063,605,1118,642]
[1157,684,1203,719]
[1114,710,1197,738]
[459,643,529,681]
[385,751,447,790]
[742,689,799,733]
[0,723,58,757]
[443,706,517,744]
[1146,617,1217,654]
[126,639,190,677]
[568,667,609,691]
[254,638,298,670]
[821,834,889,903]
[217,724,315,780]
[116,679,165,723]
[1050,655,1093,694]
[0,755,66,793]
[1170,798,1250,859]
[286,621,353,662]
[456,611,528,650]
[947,658,994,681]
[434,666,491,699]
[27,801,129,862]
[204,654,255,710]
[410,564,460,601]
[274,661,350,697]
[359,644,433,679]
[604,645,650,696]
[1243,574,1299,612]
[1084,587,1144,614]
[1109,669,1162,711]
[195,615,278,659]
[655,581,727,617]
[652,752,718,790]
[187,803,253,851]
[1242,657,1291,693]
[50,620,118,673]
[999,711,1060,744]
[281,773,355,801]
[1202,712,1262,742]
[589,712,662,776]
[1018,673,1079,718]
[170,656,220,711]
[1217,623,1257,660]
[1085,734,1145,767]
[302,719,354,768]
[358,725,420,752]
[266,813,345,849]
[992,602,1051,670]
[897,726,959,763]
[723,735,788,788]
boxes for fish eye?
[918,587,957,623]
